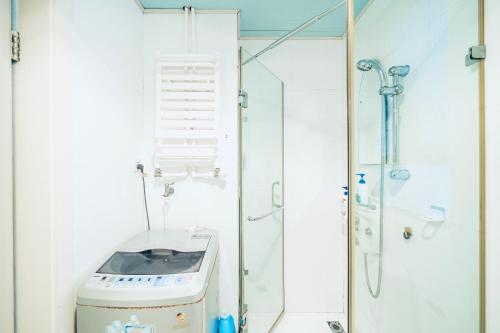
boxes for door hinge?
[465,44,486,66]
[11,31,20,63]
[239,90,248,108]
[239,304,248,332]
[327,321,346,333]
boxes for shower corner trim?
[346,0,356,332]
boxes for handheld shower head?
[356,59,388,86]
[388,65,410,91]
[356,59,373,71]
[388,65,410,77]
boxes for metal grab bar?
[272,181,283,209]
[247,206,283,222]
[358,202,377,210]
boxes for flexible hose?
[136,164,151,231]
[363,181,384,298]
[140,174,150,231]
[364,251,382,298]
[363,94,388,299]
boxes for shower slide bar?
[242,0,346,65]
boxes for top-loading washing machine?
[76,228,219,333]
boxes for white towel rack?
[154,54,222,182]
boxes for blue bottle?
[218,313,236,333]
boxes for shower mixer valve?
[163,183,175,198]
[403,227,413,240]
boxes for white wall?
[71,0,145,331]
[354,1,481,333]
[15,0,58,331]
[240,39,348,314]
[72,0,144,287]
[0,0,14,332]
[143,12,240,318]
[485,0,500,331]
[15,1,144,332]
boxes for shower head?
[356,59,388,86]
[388,65,410,77]
[356,59,374,71]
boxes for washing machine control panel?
[85,273,196,289]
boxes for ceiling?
[139,0,370,37]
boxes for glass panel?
[240,48,284,333]
[357,69,383,165]
[353,1,480,332]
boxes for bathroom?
[0,0,498,332]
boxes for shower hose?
[363,166,384,299]
[362,94,387,299]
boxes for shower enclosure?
[239,48,285,333]
[350,0,484,332]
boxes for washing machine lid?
[97,249,206,275]
[76,229,218,308]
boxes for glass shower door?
[240,48,284,333]
[353,1,482,333]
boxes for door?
[239,48,284,333]
[0,0,15,332]
[352,0,483,332]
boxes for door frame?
[0,0,15,332]
[238,46,286,333]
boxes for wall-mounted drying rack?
[153,7,223,183]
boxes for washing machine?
[76,228,219,333]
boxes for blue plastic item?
[342,186,349,196]
[218,314,236,333]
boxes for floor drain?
[327,321,345,333]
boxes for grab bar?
[358,202,377,210]
[272,181,283,208]
[247,206,283,222]
[248,180,283,222]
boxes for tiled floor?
[247,313,278,333]
[273,313,347,333]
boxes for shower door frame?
[238,47,286,333]
[1,0,15,331]
[345,0,486,332]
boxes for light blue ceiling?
[139,0,370,37]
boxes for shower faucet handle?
[393,84,404,95]
[403,227,413,240]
